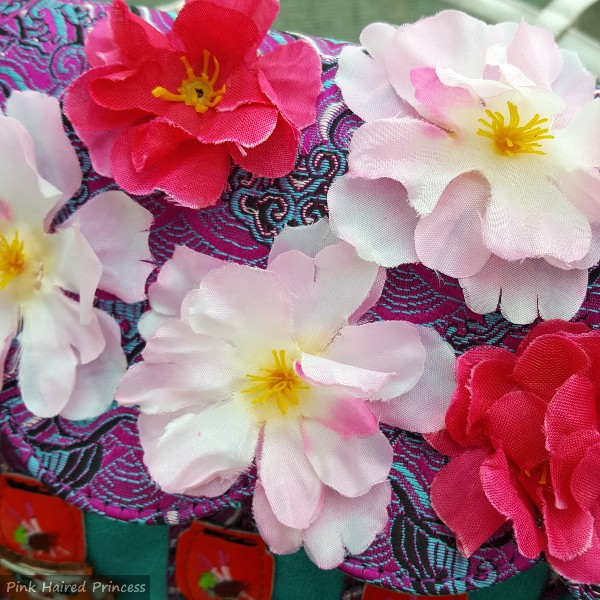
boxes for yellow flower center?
[477,101,554,157]
[241,349,310,415]
[0,232,26,290]
[524,462,549,486]
[152,52,226,113]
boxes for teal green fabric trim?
[84,513,169,599]
[273,550,345,600]
[82,513,574,600]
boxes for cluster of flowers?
[1,0,599,584]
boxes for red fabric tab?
[362,584,468,600]
[0,473,85,564]
[176,522,274,599]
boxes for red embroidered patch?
[0,473,85,564]
[176,522,274,600]
[362,584,468,600]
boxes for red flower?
[426,320,600,584]
[63,0,322,208]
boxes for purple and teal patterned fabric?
[1,0,599,594]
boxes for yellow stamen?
[538,463,549,486]
[241,350,309,415]
[152,52,226,113]
[0,232,26,290]
[477,101,554,157]
[523,464,549,486]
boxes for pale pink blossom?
[0,91,153,419]
[331,11,600,324]
[117,219,455,567]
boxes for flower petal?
[559,96,600,169]
[252,481,303,555]
[303,481,391,569]
[444,346,514,446]
[298,352,392,398]
[228,115,299,178]
[259,420,323,529]
[337,22,409,122]
[369,326,456,433]
[322,320,425,400]
[480,450,545,559]
[556,168,600,224]
[551,50,597,127]
[184,262,293,354]
[117,361,199,414]
[385,10,490,108]
[268,218,338,265]
[172,0,259,79]
[430,448,506,557]
[118,320,239,414]
[195,105,279,147]
[109,0,172,61]
[485,391,548,469]
[551,430,600,511]
[571,442,600,511]
[328,174,419,268]
[141,245,224,339]
[19,293,105,417]
[302,420,392,498]
[65,190,153,304]
[482,175,591,264]
[111,124,232,209]
[0,115,59,225]
[545,374,597,453]
[424,430,464,458]
[63,65,147,132]
[542,487,594,561]
[460,255,589,324]
[415,172,491,278]
[139,402,258,495]
[505,22,563,90]
[60,307,126,420]
[5,91,82,222]
[50,226,102,325]
[76,127,122,178]
[515,336,590,402]
[349,118,472,216]
[0,296,18,381]
[84,14,123,67]
[311,394,379,439]
[257,40,322,130]
[548,528,600,585]
[294,242,380,352]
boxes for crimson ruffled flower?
[63,0,322,208]
[427,320,600,584]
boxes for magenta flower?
[64,0,322,208]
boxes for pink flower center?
[477,101,554,157]
[241,349,310,415]
[0,231,26,290]
[152,52,226,114]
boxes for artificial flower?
[117,218,456,567]
[63,0,322,208]
[427,320,600,584]
[0,90,153,419]
[330,11,600,324]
